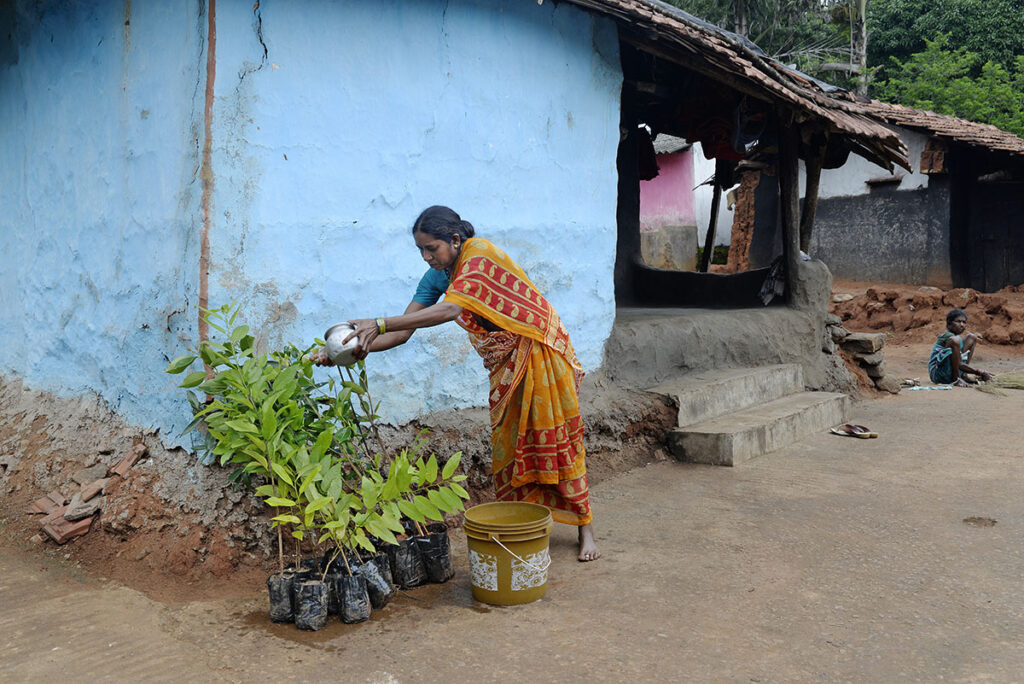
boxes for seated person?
[928,308,993,386]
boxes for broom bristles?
[990,371,1024,390]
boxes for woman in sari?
[332,205,599,561]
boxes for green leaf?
[270,461,293,486]
[414,494,442,521]
[305,496,331,514]
[379,509,406,534]
[225,419,258,434]
[422,454,438,485]
[398,498,426,523]
[254,484,275,497]
[353,532,376,553]
[442,451,462,480]
[365,518,398,546]
[179,371,208,389]
[264,497,296,507]
[341,381,366,395]
[230,325,250,344]
[297,465,321,497]
[429,487,458,512]
[427,488,458,513]
[165,355,197,374]
[260,402,277,442]
[271,514,301,524]
[311,428,333,460]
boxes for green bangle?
[376,317,386,335]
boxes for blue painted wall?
[0,0,622,441]
[0,1,206,437]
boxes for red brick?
[42,514,95,544]
[40,505,69,527]
[27,496,59,515]
[111,443,148,478]
[47,491,67,506]
[79,478,109,502]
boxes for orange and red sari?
[443,238,592,525]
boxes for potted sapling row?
[166,304,470,629]
[335,370,469,587]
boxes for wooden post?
[799,134,826,254]
[699,180,722,273]
[776,109,801,301]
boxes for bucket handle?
[490,536,551,574]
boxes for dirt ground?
[4,278,1024,680]
[4,327,1024,680]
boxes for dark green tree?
[868,0,1024,83]
[873,34,1024,136]
[665,1,867,90]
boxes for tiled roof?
[565,0,910,170]
[861,101,1024,157]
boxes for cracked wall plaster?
[1,0,622,442]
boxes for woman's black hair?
[947,308,967,325]
[411,205,476,244]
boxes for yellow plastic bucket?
[463,502,553,605]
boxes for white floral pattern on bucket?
[511,548,550,591]
[469,549,498,591]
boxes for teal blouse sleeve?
[412,268,450,306]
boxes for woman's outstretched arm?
[346,301,463,358]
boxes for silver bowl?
[324,323,359,367]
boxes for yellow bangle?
[376,317,386,335]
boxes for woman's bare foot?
[577,523,600,562]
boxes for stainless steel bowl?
[324,322,359,367]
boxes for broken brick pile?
[826,316,901,394]
[832,286,1024,344]
[26,443,148,544]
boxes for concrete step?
[650,364,804,428]
[668,391,850,467]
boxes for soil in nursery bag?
[356,556,395,609]
[416,522,454,583]
[294,580,329,631]
[266,571,297,623]
[336,574,371,624]
[385,538,426,589]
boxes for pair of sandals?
[830,424,878,439]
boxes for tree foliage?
[868,0,1024,82]
[664,1,866,87]
[873,34,1024,136]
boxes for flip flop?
[849,424,879,438]
[830,424,877,439]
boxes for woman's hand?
[344,318,380,360]
[310,347,333,367]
